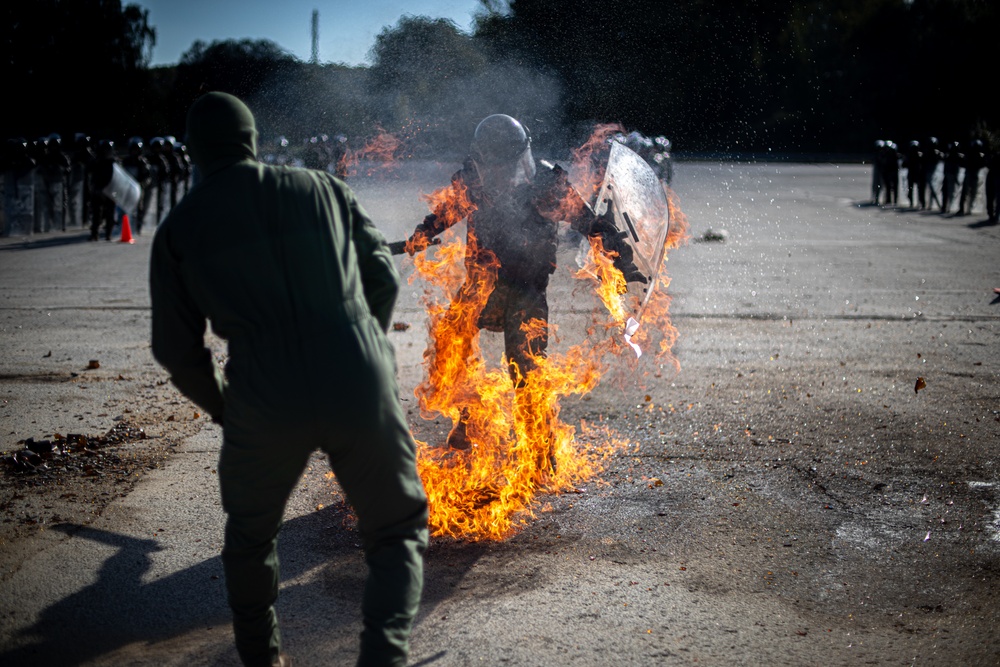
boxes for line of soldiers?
[871,137,999,222]
[1,133,193,238]
[301,133,349,178]
[614,131,675,185]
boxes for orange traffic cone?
[119,214,135,244]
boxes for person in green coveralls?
[149,92,428,667]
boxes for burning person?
[403,114,642,457]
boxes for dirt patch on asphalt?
[0,375,206,580]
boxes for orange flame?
[628,188,690,369]
[341,129,403,177]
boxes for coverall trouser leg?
[219,400,427,667]
[325,414,428,667]
[218,435,310,667]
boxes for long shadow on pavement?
[0,232,93,251]
[0,503,490,666]
[967,217,999,229]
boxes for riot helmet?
[625,131,652,151]
[6,137,29,156]
[97,139,115,158]
[472,114,531,166]
[470,114,535,193]
[128,136,144,154]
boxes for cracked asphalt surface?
[1,161,998,666]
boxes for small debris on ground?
[3,422,148,475]
[702,228,729,242]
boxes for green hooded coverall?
[149,92,428,667]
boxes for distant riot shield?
[102,163,141,215]
[592,141,671,320]
[67,164,86,228]
[3,170,35,237]
[36,164,66,232]
[33,168,48,233]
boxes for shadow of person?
[267,500,492,662]
[0,231,93,252]
[0,503,494,665]
[0,523,230,666]
[967,217,999,229]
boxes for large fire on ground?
[408,127,689,541]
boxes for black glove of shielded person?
[589,208,648,284]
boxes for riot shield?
[3,171,35,237]
[591,141,671,320]
[102,163,141,215]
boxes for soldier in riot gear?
[879,141,900,205]
[31,137,49,232]
[147,137,171,224]
[652,135,674,185]
[903,140,925,209]
[2,138,38,236]
[123,136,152,234]
[986,142,999,224]
[920,137,942,211]
[90,140,118,241]
[303,134,331,171]
[958,138,986,216]
[871,140,885,205]
[163,136,185,209]
[176,143,193,197]
[70,134,96,229]
[941,141,962,214]
[404,114,642,454]
[38,134,71,231]
[332,133,349,178]
[624,131,655,165]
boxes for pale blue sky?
[132,0,485,67]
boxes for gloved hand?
[608,233,647,284]
[590,211,647,284]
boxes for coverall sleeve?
[149,229,227,421]
[349,191,400,332]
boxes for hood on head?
[184,92,258,171]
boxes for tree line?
[4,0,996,155]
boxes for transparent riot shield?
[102,163,141,215]
[3,170,35,237]
[592,141,671,320]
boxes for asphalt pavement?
[0,161,998,666]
